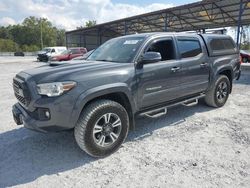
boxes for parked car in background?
[72,49,94,60]
[14,52,25,56]
[240,50,250,63]
[37,46,66,62]
[49,49,91,66]
[50,47,87,61]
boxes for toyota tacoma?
[12,33,241,157]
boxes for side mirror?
[139,52,162,64]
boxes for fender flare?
[210,65,233,92]
[70,83,136,127]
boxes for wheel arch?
[216,67,233,93]
[71,83,136,130]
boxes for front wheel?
[74,100,129,157]
[205,75,230,108]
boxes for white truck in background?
[37,46,66,62]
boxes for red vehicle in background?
[240,50,250,63]
[50,47,87,61]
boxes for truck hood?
[21,60,132,82]
[37,51,47,55]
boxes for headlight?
[37,81,76,97]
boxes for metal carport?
[66,0,250,50]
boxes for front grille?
[38,54,44,57]
[38,54,47,58]
[13,78,30,106]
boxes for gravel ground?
[0,56,37,64]
[0,59,250,188]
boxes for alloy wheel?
[93,113,122,147]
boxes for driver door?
[136,37,183,109]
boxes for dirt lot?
[0,59,250,188]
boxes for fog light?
[45,111,50,118]
[37,108,51,120]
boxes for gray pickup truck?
[12,33,241,157]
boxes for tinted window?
[210,39,222,50]
[42,48,51,52]
[146,39,175,61]
[71,49,80,54]
[178,39,202,58]
[61,50,70,55]
[210,39,235,51]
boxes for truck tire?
[74,99,129,157]
[205,75,230,108]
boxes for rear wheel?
[74,100,129,157]
[205,75,230,108]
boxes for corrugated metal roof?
[66,0,250,35]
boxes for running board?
[142,107,167,118]
[140,93,205,118]
[182,99,198,107]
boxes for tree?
[0,26,11,39]
[56,29,66,46]
[0,39,18,52]
[0,16,66,51]
[85,20,96,27]
[76,20,97,29]
[22,16,57,48]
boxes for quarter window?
[177,39,202,58]
[210,39,235,51]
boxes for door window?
[71,49,80,54]
[146,39,175,61]
[177,39,202,58]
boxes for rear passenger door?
[176,36,210,96]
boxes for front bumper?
[12,71,79,132]
[235,69,241,80]
[37,55,49,62]
[12,103,72,132]
[12,103,46,132]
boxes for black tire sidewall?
[213,76,230,107]
[242,57,247,63]
[83,104,129,157]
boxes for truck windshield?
[87,36,145,63]
[61,50,70,55]
[42,48,51,52]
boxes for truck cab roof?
[119,32,238,57]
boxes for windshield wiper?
[95,59,117,62]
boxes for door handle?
[171,67,181,72]
[200,62,208,68]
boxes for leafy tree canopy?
[0,16,66,52]
[76,20,97,29]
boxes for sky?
[0,0,199,31]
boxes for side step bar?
[140,94,205,118]
[182,98,198,107]
[142,107,167,118]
